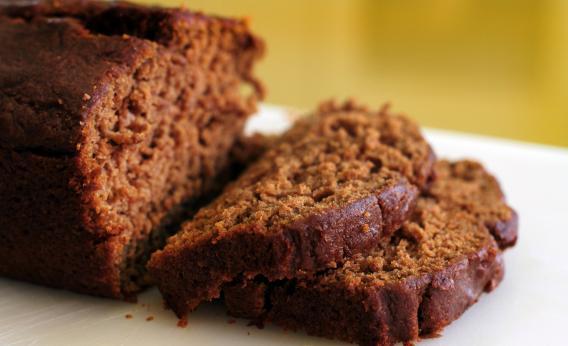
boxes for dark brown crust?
[419,248,504,335]
[0,15,153,152]
[487,210,519,248]
[223,160,518,346]
[0,149,124,296]
[0,0,265,153]
[0,1,263,298]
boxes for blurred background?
[137,0,568,147]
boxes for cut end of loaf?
[0,0,264,298]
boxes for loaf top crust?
[0,15,153,152]
[0,0,263,153]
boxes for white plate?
[1,105,567,346]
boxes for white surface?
[1,105,568,346]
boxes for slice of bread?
[223,160,518,346]
[148,100,436,316]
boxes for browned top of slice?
[170,100,434,245]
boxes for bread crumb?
[177,318,188,328]
[146,316,154,321]
[125,314,133,319]
[57,98,63,105]
[83,93,91,101]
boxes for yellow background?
[137,0,568,147]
